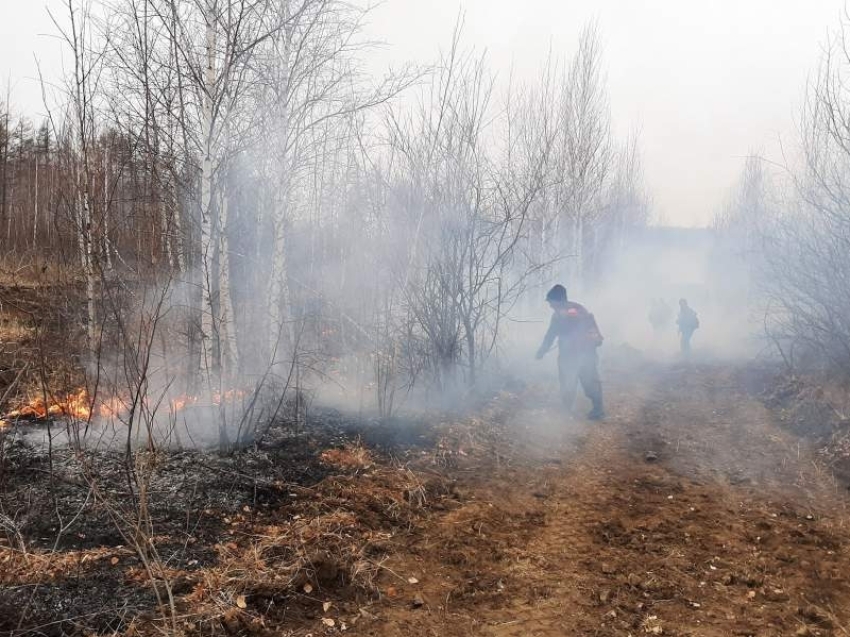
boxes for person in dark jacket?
[676,298,699,355]
[535,284,605,420]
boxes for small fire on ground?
[0,388,248,430]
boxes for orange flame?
[2,386,249,424]
[1,389,127,422]
[4,388,93,421]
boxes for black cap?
[546,285,568,303]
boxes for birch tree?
[110,0,279,379]
[50,0,107,350]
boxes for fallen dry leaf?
[110,557,119,566]
[323,601,332,612]
[236,595,247,609]
[407,577,419,584]
[303,583,314,594]
[321,618,335,627]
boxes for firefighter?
[535,284,605,420]
[676,298,700,355]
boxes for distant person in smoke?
[535,284,605,420]
[676,298,700,355]
[648,298,673,334]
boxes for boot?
[587,399,605,421]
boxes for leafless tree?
[554,24,614,291]
[364,25,555,392]
[48,0,109,351]
[259,0,418,376]
[749,12,850,375]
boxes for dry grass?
[0,545,133,585]
[319,443,373,470]
[0,254,81,288]
[0,318,35,342]
[0,456,429,636]
[100,460,433,636]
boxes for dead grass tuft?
[319,442,373,470]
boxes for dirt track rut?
[360,361,850,637]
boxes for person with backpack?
[676,298,700,355]
[535,284,605,420]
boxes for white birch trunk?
[78,187,96,348]
[267,6,294,363]
[217,189,238,376]
[32,154,38,249]
[163,170,186,273]
[269,204,295,360]
[159,168,182,272]
[102,146,113,271]
[172,187,186,273]
[199,6,217,377]
[160,180,173,269]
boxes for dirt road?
[356,360,850,637]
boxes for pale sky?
[1,0,845,226]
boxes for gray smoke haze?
[0,0,832,456]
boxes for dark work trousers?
[557,350,602,412]
[680,329,695,355]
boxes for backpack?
[559,305,604,347]
[680,308,699,330]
